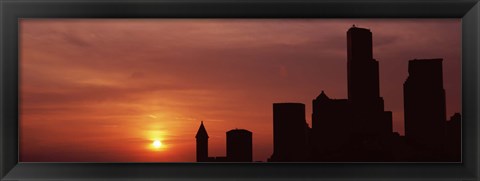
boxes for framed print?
[1,0,479,180]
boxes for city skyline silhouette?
[19,19,461,162]
[196,25,460,162]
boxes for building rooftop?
[227,128,252,134]
[316,90,330,100]
[348,24,370,32]
[410,58,443,62]
[273,102,305,106]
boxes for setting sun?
[152,140,162,148]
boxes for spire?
[316,90,330,100]
[195,121,209,139]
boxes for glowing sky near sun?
[19,19,461,162]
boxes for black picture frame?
[1,0,479,180]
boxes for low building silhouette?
[227,129,253,162]
[445,113,461,161]
[195,121,253,162]
[269,103,309,162]
[311,91,353,161]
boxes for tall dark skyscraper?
[346,26,392,135]
[308,26,393,161]
[404,59,446,151]
[347,26,380,107]
[226,129,253,162]
[269,103,309,162]
[195,121,209,162]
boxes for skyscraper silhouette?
[269,103,309,162]
[346,26,392,136]
[195,121,209,162]
[347,25,378,104]
[308,25,393,161]
[227,129,253,162]
[404,59,446,159]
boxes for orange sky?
[19,19,461,162]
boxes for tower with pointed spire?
[196,121,209,162]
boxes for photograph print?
[20,19,461,162]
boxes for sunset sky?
[20,19,461,162]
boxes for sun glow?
[144,129,170,152]
[152,140,162,148]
